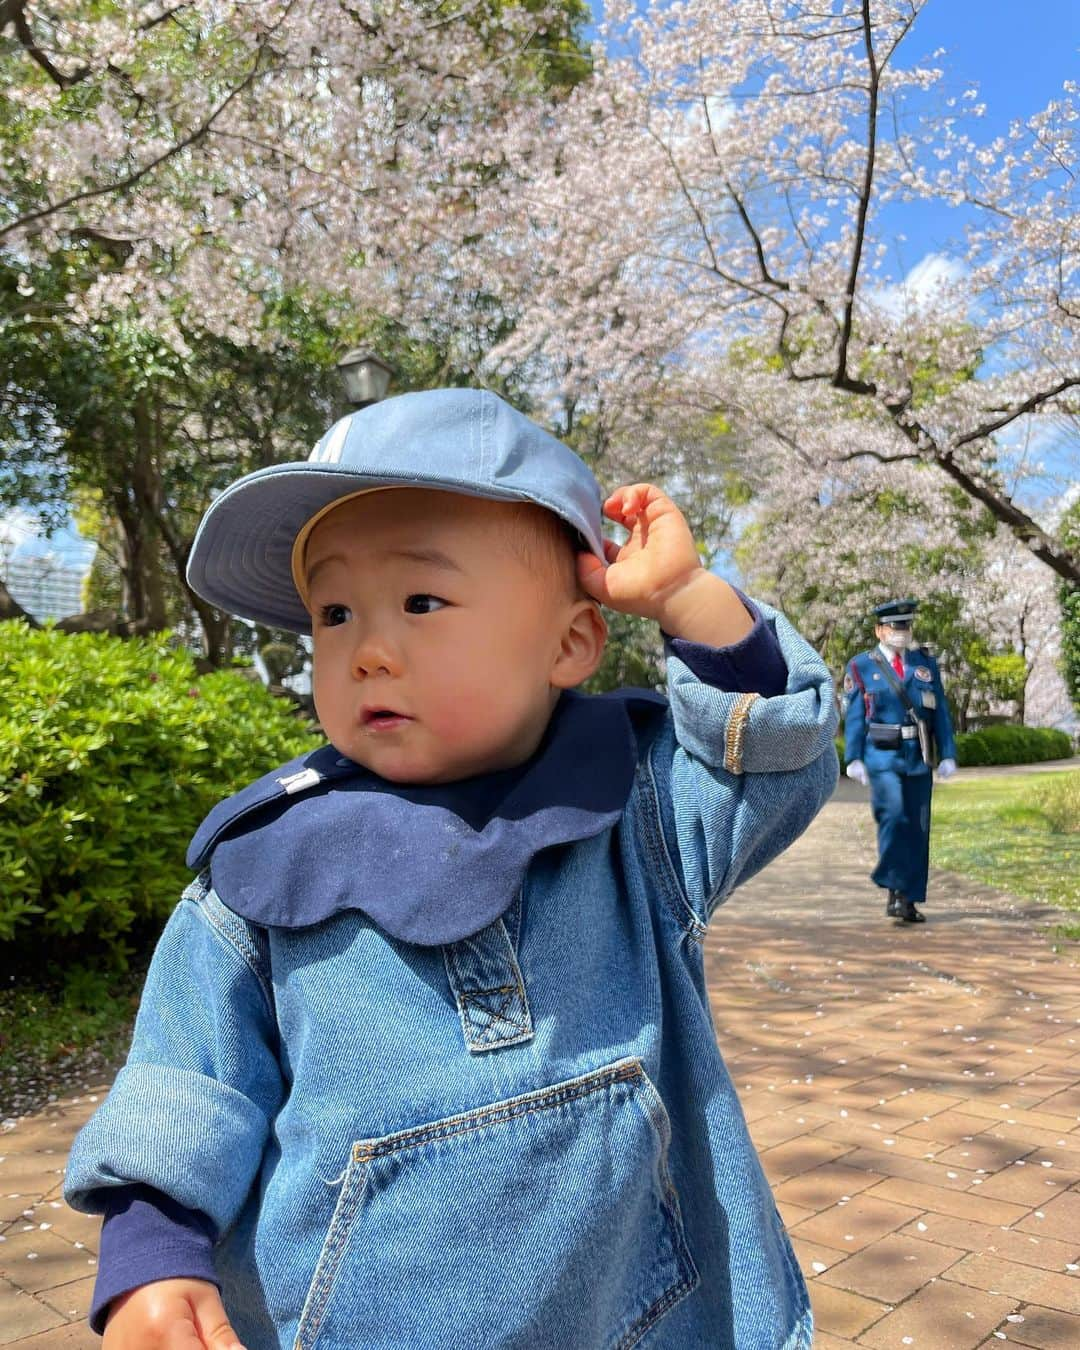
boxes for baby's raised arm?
[576,482,753,646]
[103,1278,246,1349]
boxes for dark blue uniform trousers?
[868,768,933,903]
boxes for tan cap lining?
[289,487,399,612]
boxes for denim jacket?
[65,600,837,1350]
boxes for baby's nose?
[350,631,400,679]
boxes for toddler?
[65,388,838,1349]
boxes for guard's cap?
[873,597,918,627]
[186,388,606,634]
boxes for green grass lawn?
[931,771,1080,936]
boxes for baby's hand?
[577,483,752,646]
[103,1278,247,1349]
[577,484,702,621]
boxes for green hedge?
[956,724,1074,767]
[837,726,1073,768]
[0,622,320,968]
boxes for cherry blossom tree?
[478,0,1079,584]
[5,0,1077,678]
[1,0,586,340]
[1,0,588,657]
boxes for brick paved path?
[2,789,1078,1347]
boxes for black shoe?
[898,899,925,923]
[886,890,901,917]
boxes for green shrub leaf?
[0,622,320,969]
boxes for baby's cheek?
[428,688,494,744]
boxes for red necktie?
[892,652,904,678]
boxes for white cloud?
[867,252,969,322]
[704,94,735,134]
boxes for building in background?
[0,510,97,623]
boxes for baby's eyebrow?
[305,552,345,589]
[385,546,465,573]
[306,545,465,589]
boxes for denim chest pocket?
[294,1058,698,1350]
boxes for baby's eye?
[319,603,351,627]
[403,594,447,615]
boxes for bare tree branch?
[1,0,90,88]
[832,446,922,465]
[952,377,1080,449]
[835,0,879,388]
[878,406,1080,585]
[0,37,275,240]
[723,179,790,295]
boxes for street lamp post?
[336,349,395,409]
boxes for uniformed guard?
[843,598,957,923]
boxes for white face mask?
[881,627,912,653]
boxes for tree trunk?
[131,391,168,630]
[108,392,170,629]
[154,506,233,668]
[0,576,37,625]
[197,604,232,669]
[112,490,150,624]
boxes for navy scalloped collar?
[187,688,666,947]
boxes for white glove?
[846,760,869,786]
[937,757,957,780]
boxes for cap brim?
[187,462,605,634]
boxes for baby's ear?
[550,600,608,689]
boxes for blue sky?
[882,1,1079,505]
[589,0,1078,268]
[588,1,1079,511]
[875,0,1079,270]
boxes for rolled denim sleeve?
[64,874,284,1237]
[654,598,839,924]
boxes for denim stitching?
[616,1272,698,1349]
[460,986,523,1041]
[443,914,534,1053]
[181,873,276,1022]
[612,1059,701,1346]
[352,1059,642,1161]
[462,1003,533,1049]
[638,747,707,942]
[460,986,519,1021]
[297,1059,692,1347]
[444,939,528,1045]
[294,1156,370,1349]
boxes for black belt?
[868,721,918,743]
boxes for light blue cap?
[186,387,606,633]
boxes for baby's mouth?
[361,707,412,728]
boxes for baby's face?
[304,488,587,784]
